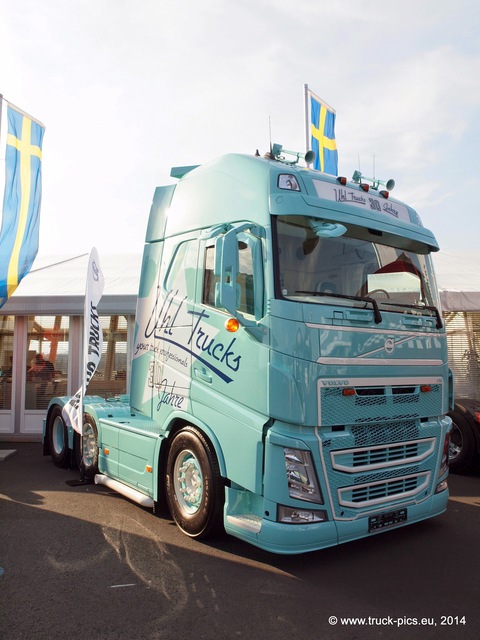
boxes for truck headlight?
[284,447,323,503]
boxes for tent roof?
[1,253,142,315]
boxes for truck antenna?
[262,116,275,159]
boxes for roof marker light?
[337,176,347,185]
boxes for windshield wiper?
[296,290,382,324]
[379,302,443,329]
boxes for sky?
[1,0,479,258]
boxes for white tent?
[2,253,142,315]
[434,251,480,312]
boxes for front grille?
[351,421,419,446]
[319,419,440,519]
[353,443,418,466]
[331,438,436,472]
[319,384,443,426]
[338,472,430,508]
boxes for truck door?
[190,224,269,495]
[129,236,198,423]
[148,236,198,424]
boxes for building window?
[0,316,14,410]
[87,315,128,398]
[25,315,70,411]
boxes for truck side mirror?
[214,227,239,317]
[214,225,264,323]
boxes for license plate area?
[369,508,407,532]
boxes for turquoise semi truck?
[43,148,452,554]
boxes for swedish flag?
[0,99,45,307]
[309,92,338,175]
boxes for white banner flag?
[63,248,105,434]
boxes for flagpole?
[304,84,310,156]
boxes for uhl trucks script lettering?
[140,287,242,381]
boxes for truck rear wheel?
[165,426,224,539]
[449,411,476,474]
[48,405,70,468]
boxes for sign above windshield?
[312,180,410,223]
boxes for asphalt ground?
[0,443,479,640]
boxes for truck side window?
[165,239,197,300]
[202,242,255,316]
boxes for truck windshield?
[274,215,441,320]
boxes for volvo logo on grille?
[384,338,395,354]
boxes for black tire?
[449,411,476,474]
[165,426,224,539]
[78,414,99,479]
[47,405,70,468]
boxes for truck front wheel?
[165,427,224,539]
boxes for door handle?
[194,367,212,384]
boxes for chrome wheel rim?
[82,421,97,468]
[173,449,203,515]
